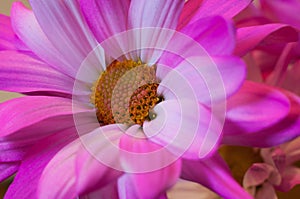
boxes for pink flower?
[243,136,300,198]
[0,0,296,199]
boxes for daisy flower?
[0,0,295,198]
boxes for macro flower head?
[1,0,300,199]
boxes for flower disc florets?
[92,59,163,125]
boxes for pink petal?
[181,154,253,199]
[79,0,130,43]
[0,162,19,182]
[178,0,252,29]
[75,124,125,195]
[261,0,300,30]
[179,16,236,56]
[0,51,74,94]
[281,136,300,165]
[243,163,280,189]
[177,0,203,30]
[37,138,81,199]
[256,182,277,199]
[11,2,75,77]
[158,56,246,105]
[278,167,300,192]
[223,87,300,147]
[118,133,182,199]
[143,100,222,159]
[128,0,184,29]
[235,24,298,56]
[118,174,169,199]
[0,14,26,51]
[0,96,86,137]
[80,181,119,199]
[4,128,78,199]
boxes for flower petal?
[158,56,246,105]
[11,2,74,77]
[178,0,252,29]
[128,0,184,29]
[235,24,298,56]
[243,163,280,189]
[223,84,300,147]
[0,51,74,94]
[278,167,300,192]
[118,131,182,199]
[118,174,169,199]
[0,162,19,182]
[0,96,86,137]
[75,124,125,195]
[143,100,222,159]
[256,182,277,199]
[261,0,300,30]
[0,14,26,51]
[181,154,253,199]
[80,181,119,199]
[79,0,130,43]
[179,16,236,56]
[4,128,77,199]
[37,138,81,199]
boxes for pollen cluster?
[92,59,162,125]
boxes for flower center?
[92,59,162,126]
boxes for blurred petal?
[0,162,19,182]
[261,0,300,30]
[0,51,74,94]
[256,182,278,199]
[5,128,77,199]
[178,0,251,29]
[223,88,300,147]
[181,154,252,199]
[278,167,300,192]
[243,163,280,189]
[235,24,298,56]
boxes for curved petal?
[119,131,181,199]
[0,51,74,94]
[256,182,277,199]
[0,162,19,182]
[261,0,300,30]
[158,56,246,105]
[223,86,300,147]
[243,163,280,189]
[4,128,78,199]
[28,0,97,67]
[128,0,184,29]
[79,0,130,43]
[0,14,26,51]
[179,16,236,56]
[80,181,119,199]
[278,167,300,192]
[178,0,252,29]
[0,96,86,137]
[11,2,75,77]
[181,154,253,199]
[143,100,222,159]
[235,24,298,56]
[223,81,290,136]
[75,124,125,195]
[37,138,81,199]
